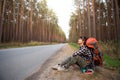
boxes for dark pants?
[60,55,88,69]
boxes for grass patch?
[0,41,57,49]
[99,41,120,69]
[69,43,79,49]
[104,54,120,69]
[99,41,120,71]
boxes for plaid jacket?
[73,45,92,61]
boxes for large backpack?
[86,38,103,66]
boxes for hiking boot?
[84,69,94,74]
[52,64,68,71]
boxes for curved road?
[0,44,66,80]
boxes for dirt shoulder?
[25,44,120,80]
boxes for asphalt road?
[0,44,66,80]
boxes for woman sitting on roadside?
[52,36,94,73]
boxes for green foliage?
[69,43,79,49]
[104,54,120,69]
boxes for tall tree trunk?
[0,0,6,43]
[76,0,81,37]
[19,0,24,42]
[87,0,91,37]
[98,0,101,40]
[112,0,117,41]
[29,1,33,41]
[16,1,20,42]
[115,0,120,40]
[12,0,16,42]
[92,0,96,38]
[106,0,111,40]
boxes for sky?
[47,0,75,39]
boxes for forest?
[0,0,120,43]
[0,0,66,43]
[69,0,120,42]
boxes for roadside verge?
[25,44,120,80]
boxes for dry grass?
[0,41,57,49]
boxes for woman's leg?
[60,55,87,69]
[75,56,87,69]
